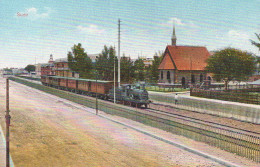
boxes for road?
[0,77,259,167]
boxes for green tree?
[250,33,260,51]
[67,43,93,78]
[25,65,35,73]
[150,51,163,82]
[96,45,117,81]
[120,54,134,83]
[206,48,256,90]
[134,58,145,81]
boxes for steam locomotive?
[41,75,150,108]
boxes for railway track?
[149,102,260,136]
[143,105,260,163]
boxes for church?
[158,26,212,86]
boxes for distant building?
[249,63,260,81]
[54,58,79,78]
[40,55,55,76]
[37,54,55,76]
[0,68,27,76]
[88,54,99,62]
[35,63,45,76]
[138,57,153,67]
[158,25,212,86]
[41,63,55,76]
[11,68,27,75]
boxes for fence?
[9,77,260,163]
[145,83,188,92]
[209,84,260,91]
[149,93,260,124]
[16,75,41,81]
[191,88,260,105]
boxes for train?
[41,75,151,108]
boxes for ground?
[0,78,226,167]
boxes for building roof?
[41,63,54,67]
[54,58,68,63]
[158,45,210,71]
[42,75,113,83]
[249,79,260,85]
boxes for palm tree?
[250,33,260,51]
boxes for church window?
[161,71,163,80]
[191,74,195,84]
[167,71,170,80]
[200,74,203,82]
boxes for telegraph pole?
[95,67,98,115]
[118,19,121,87]
[5,78,11,167]
[113,45,116,103]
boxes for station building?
[54,57,79,78]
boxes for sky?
[0,0,260,68]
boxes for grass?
[249,92,260,96]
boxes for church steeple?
[171,25,177,46]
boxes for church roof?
[158,45,210,71]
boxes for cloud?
[167,17,185,26]
[16,7,52,20]
[162,17,200,28]
[77,24,105,34]
[227,30,249,40]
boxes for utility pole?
[5,78,11,167]
[95,67,98,115]
[113,45,116,103]
[118,19,121,87]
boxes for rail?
[149,93,260,124]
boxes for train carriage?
[77,78,92,93]
[49,76,60,87]
[59,77,67,88]
[90,80,114,95]
[41,76,47,85]
[67,78,78,90]
[41,75,51,86]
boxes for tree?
[120,54,135,83]
[206,48,256,90]
[96,45,117,81]
[150,51,163,82]
[25,65,35,73]
[134,58,145,81]
[250,33,260,51]
[67,43,93,78]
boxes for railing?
[191,88,260,105]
